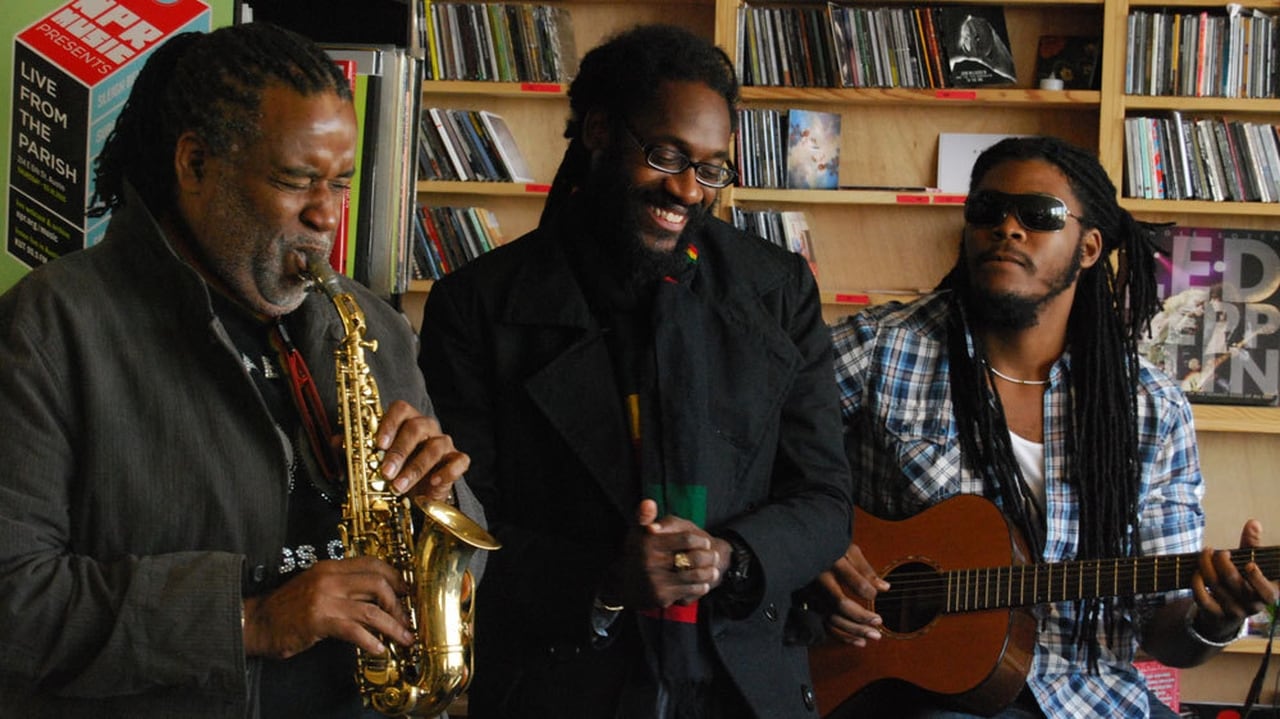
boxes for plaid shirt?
[831,292,1204,719]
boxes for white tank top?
[1008,431,1046,514]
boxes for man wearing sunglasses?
[819,136,1276,718]
[417,23,851,719]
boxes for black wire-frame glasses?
[622,123,738,189]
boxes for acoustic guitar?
[809,494,1279,717]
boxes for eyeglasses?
[963,190,1085,232]
[623,123,737,189]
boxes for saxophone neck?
[304,254,369,343]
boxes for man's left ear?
[1080,227,1104,269]
[174,130,210,191]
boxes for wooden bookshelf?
[401,3,1280,702]
[414,0,717,273]
[1193,405,1280,434]
[713,7,1280,704]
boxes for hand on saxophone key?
[374,400,470,503]
[242,557,416,660]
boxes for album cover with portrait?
[935,6,1017,87]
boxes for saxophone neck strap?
[271,320,341,484]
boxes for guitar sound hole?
[876,562,943,635]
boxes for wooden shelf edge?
[740,86,1101,108]
[1130,0,1279,7]
[820,289,930,309]
[418,180,551,197]
[1224,636,1276,655]
[1122,95,1280,113]
[1192,405,1280,434]
[421,80,566,98]
[1122,199,1280,217]
[730,188,967,206]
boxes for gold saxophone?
[305,254,500,717]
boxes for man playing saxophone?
[0,23,484,718]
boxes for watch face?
[727,540,752,583]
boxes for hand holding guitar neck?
[1192,518,1276,639]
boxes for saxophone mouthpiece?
[305,252,344,298]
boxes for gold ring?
[673,551,692,571]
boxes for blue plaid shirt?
[831,292,1204,719]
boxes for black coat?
[419,217,851,719]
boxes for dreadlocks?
[88,22,351,220]
[942,136,1165,666]
[540,23,739,224]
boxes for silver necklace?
[985,361,1050,386]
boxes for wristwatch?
[724,535,753,586]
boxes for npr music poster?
[1,0,235,293]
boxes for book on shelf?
[1125,7,1279,98]
[457,110,505,181]
[736,108,788,189]
[412,202,445,280]
[1140,225,1280,405]
[786,109,841,190]
[1033,35,1101,90]
[419,205,456,274]
[823,3,941,89]
[780,210,819,279]
[538,4,578,82]
[328,58,359,276]
[936,133,1028,193]
[324,44,421,298]
[934,5,1016,87]
[742,1,1039,90]
[324,45,386,289]
[1125,115,1280,202]
[479,110,535,183]
[729,208,819,278]
[421,108,535,184]
[418,110,457,181]
[422,3,577,83]
[420,206,503,274]
[426,107,469,180]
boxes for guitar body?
[810,495,1038,717]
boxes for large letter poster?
[1142,225,1280,405]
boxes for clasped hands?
[244,401,469,660]
[598,499,733,611]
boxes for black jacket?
[419,215,851,719]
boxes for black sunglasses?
[963,190,1085,232]
[622,123,738,189]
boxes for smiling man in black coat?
[418,23,852,719]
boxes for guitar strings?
[871,547,1280,608]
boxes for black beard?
[579,151,710,289]
[960,239,1084,331]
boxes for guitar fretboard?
[911,547,1280,612]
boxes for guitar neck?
[941,546,1280,611]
